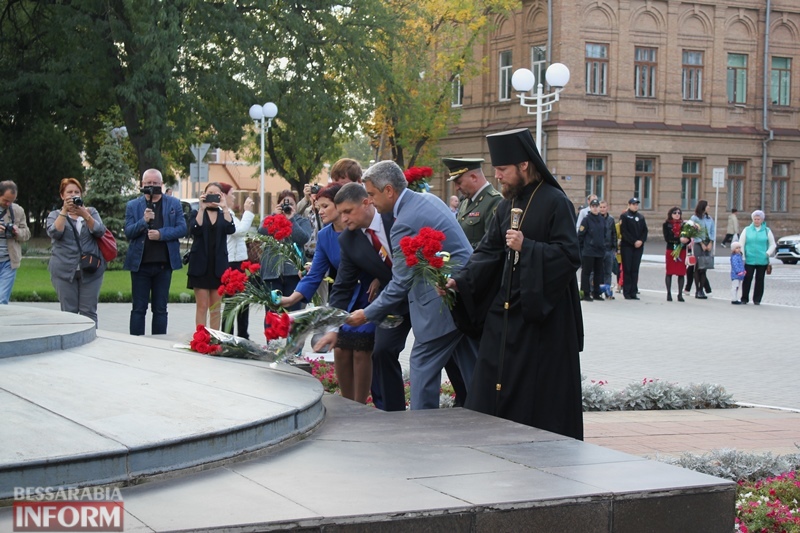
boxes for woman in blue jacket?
[280,183,377,403]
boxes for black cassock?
[452,180,585,440]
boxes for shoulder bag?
[66,217,102,274]
[97,229,117,262]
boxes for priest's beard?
[501,168,527,199]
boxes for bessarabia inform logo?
[12,487,124,532]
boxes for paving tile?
[121,467,317,531]
[474,439,646,468]
[541,459,735,494]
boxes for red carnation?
[261,214,293,240]
[264,311,293,340]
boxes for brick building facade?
[439,0,800,237]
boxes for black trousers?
[580,255,604,297]
[371,313,412,411]
[620,245,643,298]
[741,264,767,304]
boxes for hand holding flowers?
[397,226,458,309]
[671,220,703,261]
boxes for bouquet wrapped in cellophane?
[396,226,459,309]
[182,306,350,364]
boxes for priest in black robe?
[446,128,585,440]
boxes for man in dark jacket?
[578,199,605,301]
[599,200,617,294]
[619,197,648,300]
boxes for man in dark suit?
[124,169,187,335]
[313,183,411,411]
[347,161,479,410]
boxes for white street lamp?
[249,102,279,221]
[511,63,570,159]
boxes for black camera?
[0,223,13,239]
[310,184,322,195]
[140,185,163,196]
[281,199,293,214]
[205,193,221,204]
[72,196,84,207]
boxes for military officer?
[443,157,502,249]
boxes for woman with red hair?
[46,178,107,326]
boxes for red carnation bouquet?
[397,226,458,309]
[261,214,293,240]
[403,166,433,193]
[188,324,278,361]
[218,261,261,297]
[246,214,304,276]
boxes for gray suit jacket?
[364,191,473,343]
[46,208,107,283]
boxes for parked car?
[180,198,200,218]
[775,234,800,264]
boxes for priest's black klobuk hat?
[442,157,484,182]
[485,128,563,191]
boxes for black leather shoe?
[695,291,707,299]
[677,294,684,302]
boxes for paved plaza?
[10,249,800,462]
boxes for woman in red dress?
[663,207,690,301]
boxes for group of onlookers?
[575,193,778,306]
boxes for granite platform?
[0,305,736,531]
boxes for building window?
[634,47,657,98]
[682,50,703,101]
[634,158,654,210]
[771,162,790,212]
[531,45,547,90]
[585,43,608,95]
[727,53,747,104]
[499,51,512,101]
[451,75,463,107]
[681,160,701,210]
[771,57,791,106]
[727,161,746,212]
[585,157,606,199]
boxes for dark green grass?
[12,258,195,303]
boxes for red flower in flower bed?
[190,324,222,354]
[261,214,293,240]
[217,267,248,296]
[264,311,292,340]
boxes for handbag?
[66,217,102,274]
[96,229,117,262]
[182,250,191,266]
[766,264,773,275]
[696,254,714,270]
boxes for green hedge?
[12,258,195,303]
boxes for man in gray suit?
[346,161,478,410]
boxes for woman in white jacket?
[220,183,255,338]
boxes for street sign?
[190,162,209,183]
[191,143,211,162]
[712,167,725,188]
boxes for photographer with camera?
[0,180,31,304]
[296,183,324,265]
[258,190,311,311]
[124,169,187,335]
[46,178,107,326]
[186,182,234,329]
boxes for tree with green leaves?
[84,126,138,242]
[367,0,517,169]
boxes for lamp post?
[510,63,570,158]
[248,102,279,221]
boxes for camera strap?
[0,205,12,224]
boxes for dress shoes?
[695,291,708,299]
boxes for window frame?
[499,50,513,102]
[682,50,704,101]
[727,160,746,212]
[585,43,609,96]
[585,156,607,200]
[771,161,790,212]
[531,45,547,92]
[681,159,701,211]
[727,53,748,104]
[451,74,463,108]
[771,56,791,106]
[634,158,655,210]
[634,47,657,99]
